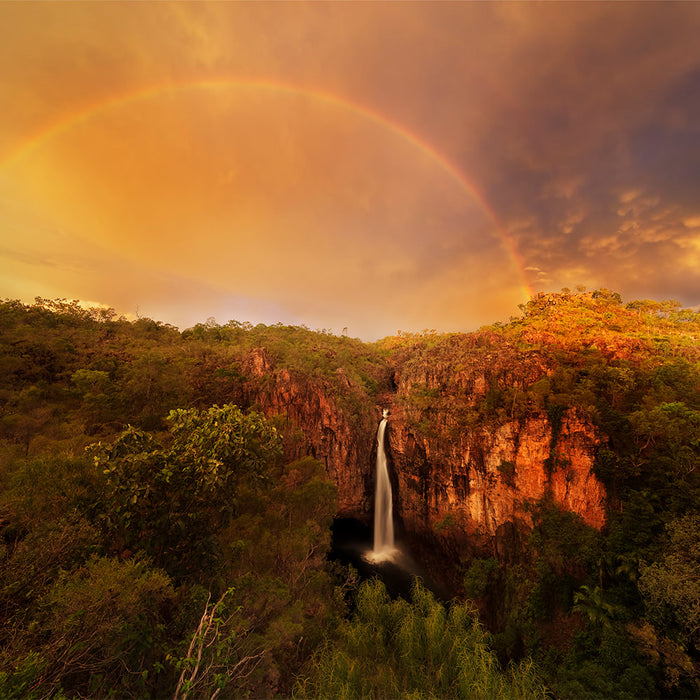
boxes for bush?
[464,557,500,600]
[0,556,175,699]
[297,578,547,699]
[91,404,282,579]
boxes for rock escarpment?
[242,347,375,518]
[384,338,606,549]
[241,338,607,554]
[386,407,605,543]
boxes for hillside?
[1,291,699,698]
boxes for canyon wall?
[241,342,607,554]
[384,341,606,552]
[385,407,605,543]
[242,347,375,518]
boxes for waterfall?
[372,408,395,559]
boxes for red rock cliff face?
[386,407,605,540]
[242,348,375,518]
[385,345,606,548]
[240,344,606,547]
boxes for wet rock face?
[241,345,606,550]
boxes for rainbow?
[0,77,534,299]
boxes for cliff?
[380,336,606,557]
[215,292,700,561]
[240,336,607,557]
[242,347,376,518]
[385,405,605,544]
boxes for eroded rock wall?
[383,342,606,549]
[242,347,375,517]
[386,407,605,541]
[240,343,606,551]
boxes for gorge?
[2,292,699,698]
[240,322,608,575]
[232,291,699,601]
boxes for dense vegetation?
[383,289,700,697]
[1,291,698,698]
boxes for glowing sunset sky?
[1,2,699,339]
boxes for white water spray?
[369,408,396,562]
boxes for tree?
[71,369,114,429]
[572,585,618,628]
[91,404,282,579]
[0,555,175,699]
[172,587,266,700]
[638,515,700,650]
[297,579,547,699]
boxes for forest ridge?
[0,289,699,698]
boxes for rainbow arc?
[0,77,533,300]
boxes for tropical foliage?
[297,578,547,700]
[1,290,699,697]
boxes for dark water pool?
[329,518,449,601]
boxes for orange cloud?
[2,2,699,335]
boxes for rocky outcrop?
[386,407,605,545]
[240,342,607,555]
[242,347,375,517]
[383,341,606,549]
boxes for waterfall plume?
[367,409,397,563]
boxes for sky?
[1,1,699,340]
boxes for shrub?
[0,556,175,699]
[297,578,547,699]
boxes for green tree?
[91,404,282,579]
[0,556,175,699]
[172,587,263,700]
[297,578,547,699]
[71,369,114,429]
[213,456,339,697]
[572,585,618,628]
[638,514,700,650]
